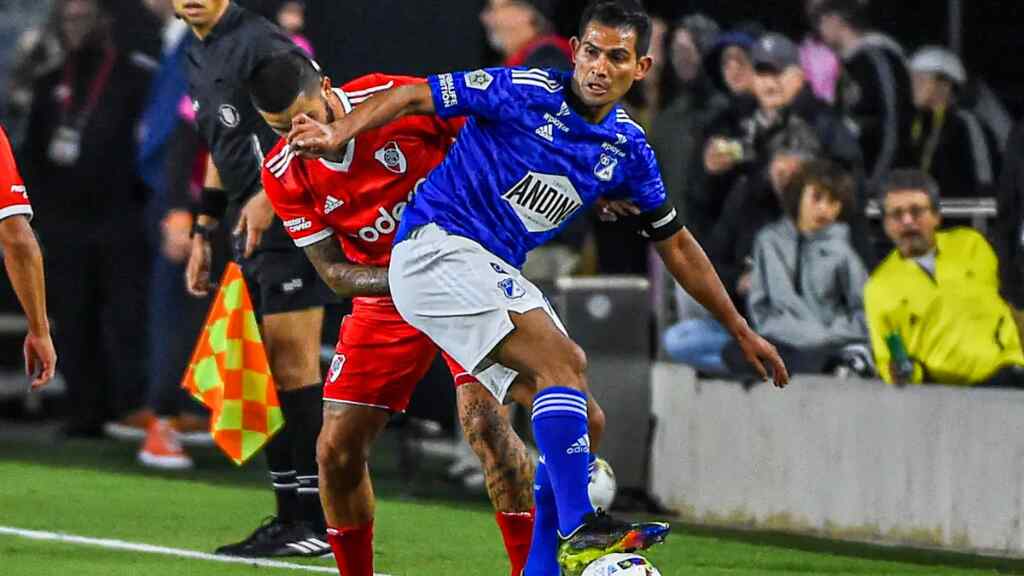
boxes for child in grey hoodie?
[727,158,872,376]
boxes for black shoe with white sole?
[214,516,331,558]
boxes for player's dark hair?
[578,0,652,57]
[782,158,856,223]
[247,50,322,114]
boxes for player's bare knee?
[317,419,369,477]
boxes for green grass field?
[2,423,1023,576]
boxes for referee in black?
[176,0,329,557]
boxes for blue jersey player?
[290,2,789,574]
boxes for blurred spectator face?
[670,28,701,83]
[143,0,175,21]
[883,190,941,257]
[815,13,844,51]
[172,0,229,30]
[721,46,754,95]
[60,0,100,51]
[770,153,806,194]
[647,17,667,80]
[257,77,336,137]
[571,21,651,110]
[481,0,535,55]
[796,183,843,233]
[911,71,952,110]
[754,66,804,112]
[277,1,305,35]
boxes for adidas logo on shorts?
[566,434,590,455]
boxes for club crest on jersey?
[327,354,346,383]
[501,172,582,233]
[594,154,618,182]
[498,278,525,300]
[374,141,407,174]
[557,101,571,117]
[465,69,494,91]
[218,104,240,128]
[616,133,628,145]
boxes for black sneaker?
[557,511,670,576]
[215,517,330,558]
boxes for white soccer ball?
[581,553,661,576]
[588,457,617,511]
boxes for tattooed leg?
[457,382,534,512]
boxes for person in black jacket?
[909,46,1001,199]
[996,122,1024,338]
[20,0,153,437]
[176,0,330,558]
[812,0,914,189]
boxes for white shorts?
[389,223,567,401]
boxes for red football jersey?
[0,126,32,222]
[262,74,462,271]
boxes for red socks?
[326,523,374,576]
[496,510,535,576]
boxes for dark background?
[99,0,1023,116]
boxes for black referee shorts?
[240,248,333,317]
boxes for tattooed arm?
[303,236,389,298]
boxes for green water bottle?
[885,331,914,385]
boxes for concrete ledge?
[650,363,1024,555]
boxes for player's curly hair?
[247,50,322,114]
[579,0,652,56]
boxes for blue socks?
[530,387,595,537]
[523,457,559,576]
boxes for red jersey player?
[250,53,545,576]
[0,126,56,389]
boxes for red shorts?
[323,306,476,412]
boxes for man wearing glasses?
[864,169,1024,387]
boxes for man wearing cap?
[749,32,872,262]
[909,46,1001,199]
[812,0,914,188]
[865,169,1023,387]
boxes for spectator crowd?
[0,0,1022,471]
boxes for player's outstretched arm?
[0,215,56,389]
[655,228,789,387]
[303,236,389,298]
[288,83,435,159]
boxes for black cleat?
[215,517,331,558]
[557,510,670,576]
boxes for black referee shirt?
[186,3,300,248]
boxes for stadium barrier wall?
[650,363,1024,555]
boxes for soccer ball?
[580,553,661,576]
[588,457,617,511]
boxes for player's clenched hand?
[234,190,274,259]
[24,332,56,390]
[288,113,349,159]
[735,326,789,388]
[186,235,213,297]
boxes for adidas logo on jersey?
[324,195,344,214]
[566,434,590,455]
[501,171,582,233]
[534,124,554,142]
[557,101,571,117]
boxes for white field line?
[0,525,394,575]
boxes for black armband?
[625,201,684,242]
[197,187,228,220]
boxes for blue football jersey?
[394,66,668,268]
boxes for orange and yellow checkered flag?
[182,262,284,465]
